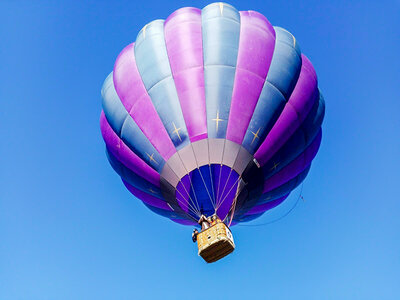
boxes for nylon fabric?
[100,2,325,225]
[202,3,240,139]
[262,131,322,193]
[106,148,162,197]
[134,20,189,150]
[123,180,170,210]
[244,194,288,215]
[164,8,208,142]
[241,27,302,153]
[113,44,176,160]
[262,92,325,179]
[100,113,160,187]
[226,10,275,144]
[254,55,318,166]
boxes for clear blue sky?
[1,0,399,299]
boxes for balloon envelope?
[100,2,325,226]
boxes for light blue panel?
[106,149,164,199]
[242,82,287,153]
[101,73,165,172]
[202,3,240,138]
[134,20,189,150]
[101,73,126,136]
[266,27,302,100]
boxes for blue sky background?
[1,0,399,299]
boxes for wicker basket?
[197,222,235,263]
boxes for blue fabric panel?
[202,3,240,138]
[242,81,287,153]
[134,20,189,150]
[106,149,164,199]
[144,203,184,220]
[190,166,215,216]
[241,27,303,153]
[266,27,302,100]
[101,73,165,172]
[262,92,325,179]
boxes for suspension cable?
[237,184,304,227]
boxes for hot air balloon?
[100,2,325,263]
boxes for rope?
[237,183,304,227]
[215,169,233,210]
[227,182,240,227]
[215,164,224,210]
[208,164,217,209]
[174,187,202,217]
[196,166,216,210]
[215,175,242,211]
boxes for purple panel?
[175,173,193,214]
[226,11,275,144]
[100,112,160,187]
[123,180,171,211]
[113,43,176,160]
[254,55,318,166]
[170,218,197,226]
[164,8,208,142]
[263,130,322,193]
[244,195,288,215]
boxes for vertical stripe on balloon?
[113,44,176,160]
[134,20,190,150]
[254,55,318,166]
[164,7,208,142]
[241,27,302,154]
[226,11,276,144]
[201,3,240,139]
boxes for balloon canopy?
[100,2,325,226]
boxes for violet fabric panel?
[245,194,288,215]
[261,165,310,204]
[101,73,165,173]
[100,112,160,187]
[123,180,170,211]
[263,93,325,180]
[214,164,232,205]
[254,55,318,166]
[134,20,190,151]
[226,11,276,144]
[113,43,176,160]
[263,130,322,193]
[164,8,208,142]
[241,26,302,154]
[106,149,163,199]
[175,173,193,215]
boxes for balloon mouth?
[159,138,264,222]
[175,164,240,220]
